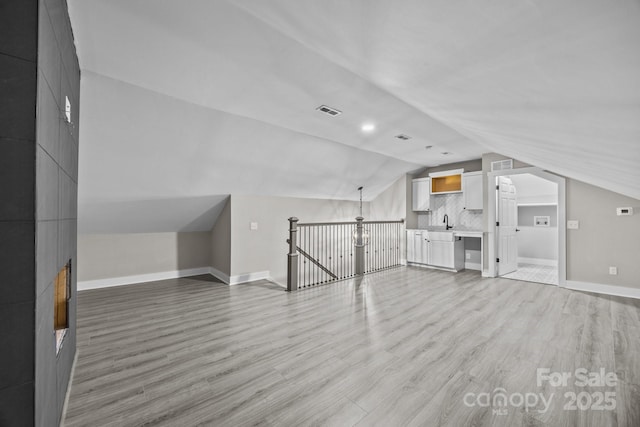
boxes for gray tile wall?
[35,0,80,426]
[0,0,79,425]
[0,1,38,425]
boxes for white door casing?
[497,176,518,275]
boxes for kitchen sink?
[427,231,455,241]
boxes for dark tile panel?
[36,220,58,298]
[0,221,35,304]
[0,138,35,221]
[60,73,78,142]
[38,6,62,105]
[58,170,76,220]
[59,30,79,102]
[0,54,37,141]
[58,124,74,178]
[36,146,59,221]
[35,283,57,427]
[36,72,61,162]
[0,0,38,62]
[0,301,35,392]
[57,219,76,269]
[56,334,75,419]
[0,381,34,427]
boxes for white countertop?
[408,227,483,237]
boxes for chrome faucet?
[443,214,453,230]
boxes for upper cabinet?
[430,169,463,194]
[463,171,483,210]
[412,178,431,211]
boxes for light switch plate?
[250,222,258,230]
[609,266,618,275]
[567,220,579,229]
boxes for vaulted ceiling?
[69,0,640,232]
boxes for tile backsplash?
[417,193,483,230]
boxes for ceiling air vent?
[395,134,411,140]
[491,159,513,171]
[316,105,342,116]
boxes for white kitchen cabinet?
[426,233,465,270]
[408,230,464,270]
[429,241,452,268]
[421,232,430,265]
[406,230,416,263]
[406,230,424,264]
[412,178,431,211]
[463,171,483,210]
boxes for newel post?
[355,216,365,275]
[287,217,299,292]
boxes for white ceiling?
[69,0,640,232]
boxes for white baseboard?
[229,270,271,285]
[518,257,558,267]
[465,262,481,271]
[209,266,231,284]
[78,266,272,290]
[564,280,640,300]
[77,267,213,291]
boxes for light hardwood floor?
[64,268,640,426]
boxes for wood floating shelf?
[431,174,462,194]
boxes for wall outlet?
[609,266,618,275]
[250,222,258,230]
[567,220,579,229]
[466,252,471,260]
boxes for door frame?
[487,167,566,286]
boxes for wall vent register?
[491,159,513,171]
[316,105,342,116]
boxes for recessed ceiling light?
[316,105,342,116]
[361,123,376,133]
[425,145,433,150]
[441,151,452,155]
[395,134,411,140]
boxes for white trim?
[564,280,640,300]
[464,262,481,271]
[517,257,558,267]
[78,266,272,290]
[429,168,464,178]
[229,270,271,285]
[487,166,566,287]
[209,266,231,284]
[77,267,213,291]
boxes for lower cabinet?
[406,230,425,263]
[429,239,464,270]
[407,230,465,271]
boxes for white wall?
[567,179,640,288]
[510,174,557,205]
[230,194,368,285]
[78,232,212,282]
[483,153,640,289]
[517,227,558,261]
[369,175,407,220]
[211,198,231,276]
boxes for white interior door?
[497,176,518,275]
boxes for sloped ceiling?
[69,0,640,232]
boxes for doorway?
[487,167,566,287]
